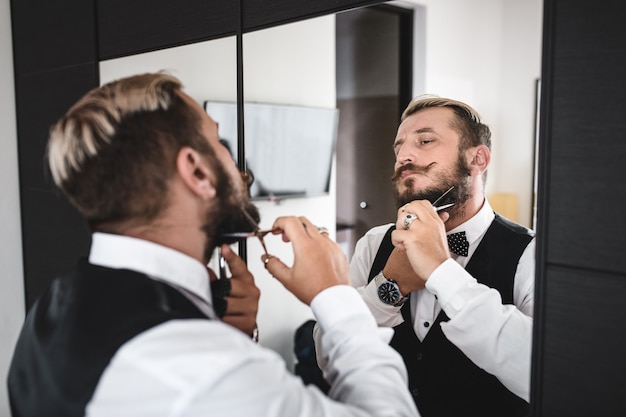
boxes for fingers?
[317,226,329,235]
[223,287,258,315]
[299,217,331,240]
[220,245,253,283]
[263,216,348,305]
[392,200,451,280]
[402,213,418,230]
[397,200,440,230]
[217,245,260,334]
[263,216,311,281]
[263,253,290,281]
[220,282,258,336]
[270,216,329,242]
[270,216,304,243]
[261,218,329,272]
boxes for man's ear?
[466,145,490,176]
[176,147,216,200]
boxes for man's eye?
[419,139,433,145]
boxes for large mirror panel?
[236,0,544,384]
[99,15,338,372]
[82,0,545,387]
[241,16,338,368]
[100,37,238,106]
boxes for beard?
[200,160,261,263]
[391,152,473,219]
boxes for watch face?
[378,281,401,305]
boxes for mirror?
[242,15,339,366]
[240,0,544,379]
[99,36,238,108]
[97,19,336,369]
[97,0,543,378]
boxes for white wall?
[100,16,336,371]
[0,0,26,414]
[395,0,543,227]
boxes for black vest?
[8,260,208,417]
[368,214,534,417]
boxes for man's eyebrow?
[394,127,437,147]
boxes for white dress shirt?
[351,200,535,401]
[85,233,419,417]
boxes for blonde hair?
[46,72,213,230]
[401,95,491,150]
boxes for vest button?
[411,388,419,397]
[416,352,423,361]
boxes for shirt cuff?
[312,285,395,370]
[425,258,477,316]
[311,285,377,333]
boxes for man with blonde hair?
[318,95,535,417]
[7,72,420,417]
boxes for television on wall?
[204,101,339,201]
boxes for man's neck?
[98,217,206,264]
[444,195,485,231]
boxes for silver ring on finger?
[317,226,329,235]
[403,213,417,230]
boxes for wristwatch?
[374,273,407,307]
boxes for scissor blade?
[221,229,276,239]
[432,186,455,207]
[434,203,455,212]
[221,232,255,238]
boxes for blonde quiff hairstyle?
[401,95,492,151]
[47,72,214,231]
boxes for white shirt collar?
[88,232,212,308]
[447,198,495,246]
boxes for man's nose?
[395,142,416,165]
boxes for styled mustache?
[391,162,436,182]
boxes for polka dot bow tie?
[447,231,469,257]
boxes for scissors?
[403,186,455,228]
[431,186,455,210]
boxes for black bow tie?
[447,231,469,257]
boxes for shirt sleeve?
[350,225,405,327]
[88,288,419,417]
[310,285,416,415]
[424,239,535,401]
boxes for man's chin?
[394,184,453,207]
[213,200,260,242]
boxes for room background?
[0,0,542,414]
